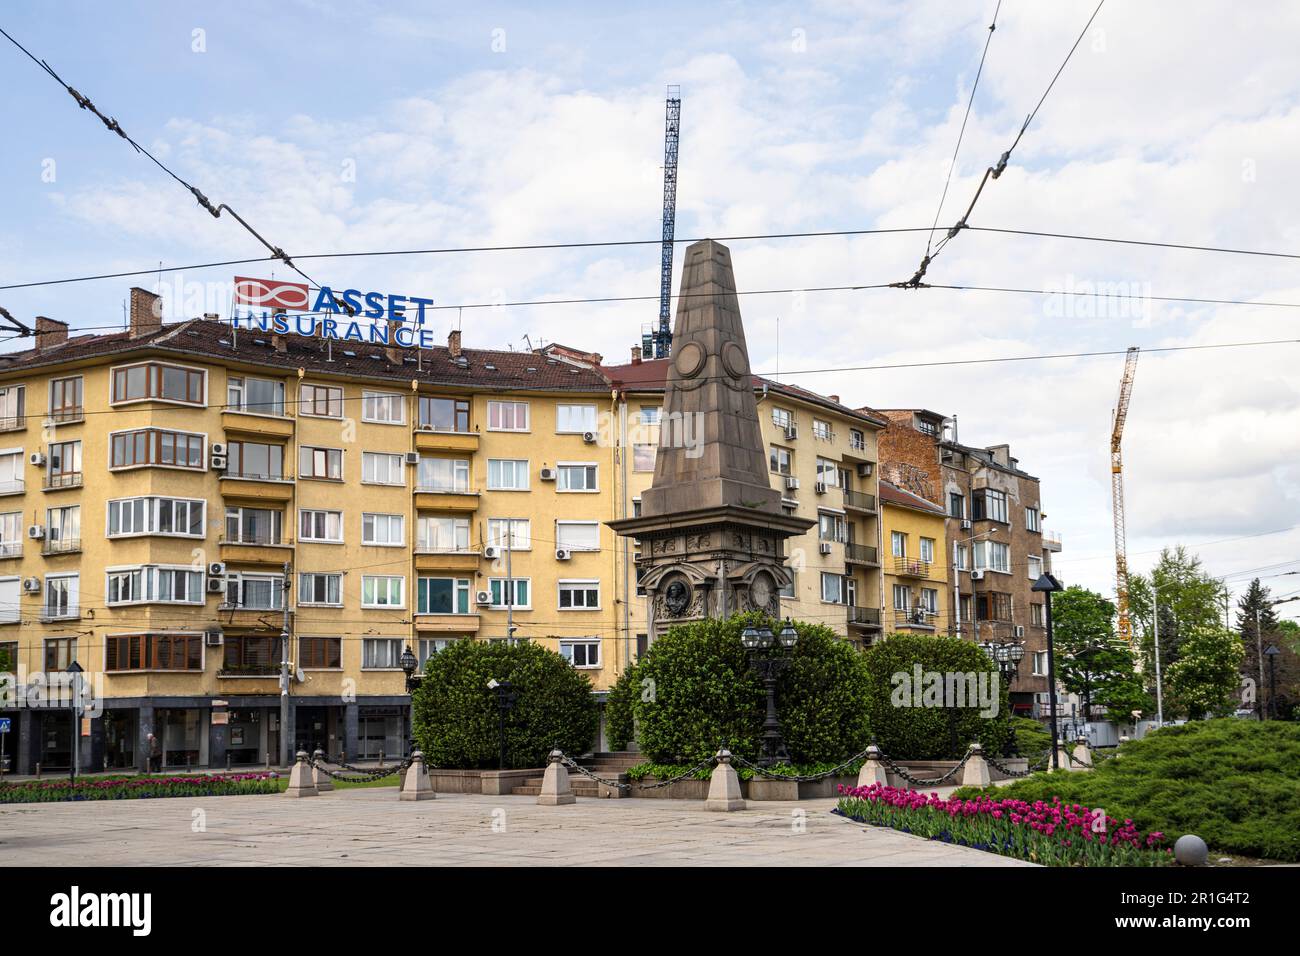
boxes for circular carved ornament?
[749,571,774,612]
[673,341,706,379]
[720,340,749,378]
[664,579,691,616]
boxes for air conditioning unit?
[857,462,874,478]
[483,545,500,559]
[961,519,972,530]
[210,442,227,456]
[784,476,800,491]
[417,424,435,432]
[22,577,41,593]
[28,452,46,467]
[970,569,985,581]
[27,525,45,540]
[818,542,833,555]
[210,455,228,471]
[555,548,572,561]
[814,481,827,494]
[539,467,557,481]
[475,590,492,606]
[206,578,226,594]
[204,630,224,647]
[582,431,597,444]
[1014,625,1026,638]
[404,452,420,465]
[208,562,226,576]
[784,425,798,441]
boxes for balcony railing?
[1043,529,1063,552]
[220,533,286,547]
[0,541,20,559]
[894,609,938,629]
[847,605,882,628]
[0,480,22,496]
[47,408,85,425]
[42,537,81,555]
[218,663,280,677]
[842,489,877,512]
[845,543,879,566]
[892,556,932,578]
[0,416,26,433]
[43,472,83,490]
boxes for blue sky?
[2,0,1299,612]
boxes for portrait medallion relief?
[664,578,692,617]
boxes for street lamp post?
[741,620,799,767]
[66,660,83,784]
[486,678,518,770]
[400,644,420,756]
[1032,573,1065,770]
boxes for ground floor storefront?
[0,696,411,775]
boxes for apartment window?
[892,584,911,610]
[974,540,1010,573]
[1031,603,1045,627]
[361,575,405,608]
[771,407,794,430]
[891,531,907,558]
[419,396,470,432]
[812,419,832,441]
[489,578,530,609]
[779,574,795,599]
[972,489,1009,523]
[560,639,600,668]
[954,543,968,571]
[0,639,16,668]
[225,507,283,546]
[227,376,285,415]
[0,511,21,557]
[49,376,83,422]
[223,635,279,675]
[110,428,204,469]
[0,450,21,495]
[363,638,402,669]
[487,400,529,431]
[487,518,530,551]
[299,637,342,669]
[556,521,599,552]
[769,445,792,475]
[418,516,470,552]
[418,457,470,492]
[633,444,656,472]
[1033,650,1048,676]
[920,537,936,564]
[224,573,285,611]
[0,385,24,430]
[916,417,939,436]
[44,636,78,670]
[556,463,597,492]
[818,512,847,543]
[1027,554,1044,580]
[111,362,205,406]
[558,580,600,610]
[417,577,471,615]
[949,493,966,518]
[227,441,284,480]
[920,588,939,615]
[298,509,343,543]
[849,428,865,451]
[0,577,18,624]
[639,406,662,425]
[43,573,78,619]
[556,404,597,433]
[977,591,1013,623]
[362,452,404,485]
[361,390,405,424]
[106,566,203,605]
[488,459,530,491]
[44,441,82,490]
[362,513,405,547]
[419,637,459,665]
[298,573,342,606]
[45,505,80,553]
[821,572,849,605]
[106,633,202,672]
[299,383,343,418]
[1025,506,1041,533]
[299,445,343,480]
[959,594,973,623]
[815,457,838,487]
[108,497,205,538]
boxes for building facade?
[878,481,950,635]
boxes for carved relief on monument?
[686,532,712,552]
[651,535,679,556]
[742,569,779,617]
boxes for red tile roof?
[878,480,945,514]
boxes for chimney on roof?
[129,287,162,338]
[448,329,462,357]
[272,331,288,353]
[385,317,404,366]
[630,345,642,365]
[987,444,1011,468]
[204,313,219,322]
[34,316,69,350]
[828,394,840,404]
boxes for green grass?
[952,719,1300,862]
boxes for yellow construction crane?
[1111,346,1140,641]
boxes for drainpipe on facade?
[616,392,631,671]
[279,560,292,767]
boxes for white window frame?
[560,638,601,669]
[362,637,403,670]
[920,537,936,564]
[416,576,473,616]
[361,575,406,609]
[555,520,600,552]
[418,457,470,493]
[43,572,79,620]
[418,515,471,553]
[104,565,204,607]
[558,579,601,610]
[556,462,598,493]
[487,400,530,432]
[487,458,530,491]
[227,375,286,417]
[362,513,405,548]
[361,390,406,425]
[1027,554,1044,581]
[223,572,286,611]
[360,451,405,486]
[1025,506,1041,533]
[488,577,531,610]
[487,518,531,551]
[297,572,343,607]
[298,509,344,544]
[106,497,206,539]
[555,404,598,434]
[0,448,23,495]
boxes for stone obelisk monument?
[609,240,814,638]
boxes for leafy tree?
[1166,624,1245,718]
[1129,547,1229,700]
[1237,578,1279,706]
[1051,586,1148,722]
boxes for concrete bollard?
[399,750,435,801]
[1071,735,1093,770]
[537,750,576,806]
[960,742,991,787]
[312,749,334,792]
[1057,742,1075,772]
[856,744,890,789]
[703,749,745,812]
[284,751,318,797]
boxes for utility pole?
[279,560,291,766]
[505,528,514,641]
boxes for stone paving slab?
[0,789,1034,867]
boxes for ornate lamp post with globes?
[741,619,799,767]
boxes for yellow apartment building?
[878,480,951,635]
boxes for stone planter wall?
[427,767,544,795]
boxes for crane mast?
[1111,346,1140,641]
[646,86,680,360]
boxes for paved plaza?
[0,788,1033,867]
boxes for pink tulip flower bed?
[0,772,279,803]
[836,783,1171,866]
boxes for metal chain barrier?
[984,748,1051,778]
[731,742,878,783]
[555,752,716,791]
[559,755,632,792]
[876,748,973,787]
[310,755,412,783]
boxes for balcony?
[42,537,81,556]
[1043,529,1063,552]
[844,543,879,567]
[847,605,882,629]
[414,488,479,512]
[220,536,293,566]
[414,613,481,634]
[46,408,85,426]
[220,474,294,502]
[894,609,938,631]
[0,415,26,433]
[217,663,281,678]
[414,550,481,573]
[892,556,933,579]
[43,472,82,491]
[222,410,295,439]
[842,489,877,513]
[414,429,479,454]
[0,480,23,497]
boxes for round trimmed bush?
[861,632,1011,759]
[412,639,598,769]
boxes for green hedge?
[861,632,1011,759]
[412,639,598,769]
[605,664,639,752]
[952,720,1300,861]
